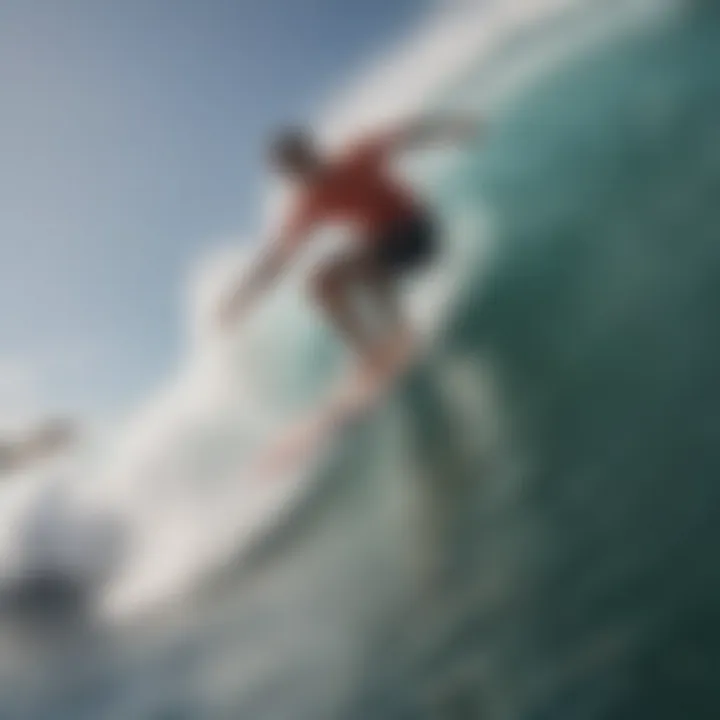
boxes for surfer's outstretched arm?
[220,174,322,328]
[219,232,301,327]
[371,115,483,155]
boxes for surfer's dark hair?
[269,127,318,171]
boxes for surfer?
[220,116,480,385]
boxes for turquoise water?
[2,5,720,719]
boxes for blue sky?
[0,0,428,423]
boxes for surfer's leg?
[311,208,435,375]
[310,253,387,365]
[368,273,416,369]
[367,212,437,368]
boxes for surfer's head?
[269,127,322,179]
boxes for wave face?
[2,2,720,719]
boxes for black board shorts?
[372,212,437,276]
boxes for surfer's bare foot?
[357,330,414,383]
[355,344,388,382]
[347,332,413,400]
[369,329,415,379]
[388,328,417,370]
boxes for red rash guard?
[283,134,421,246]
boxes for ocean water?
[1,2,720,719]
